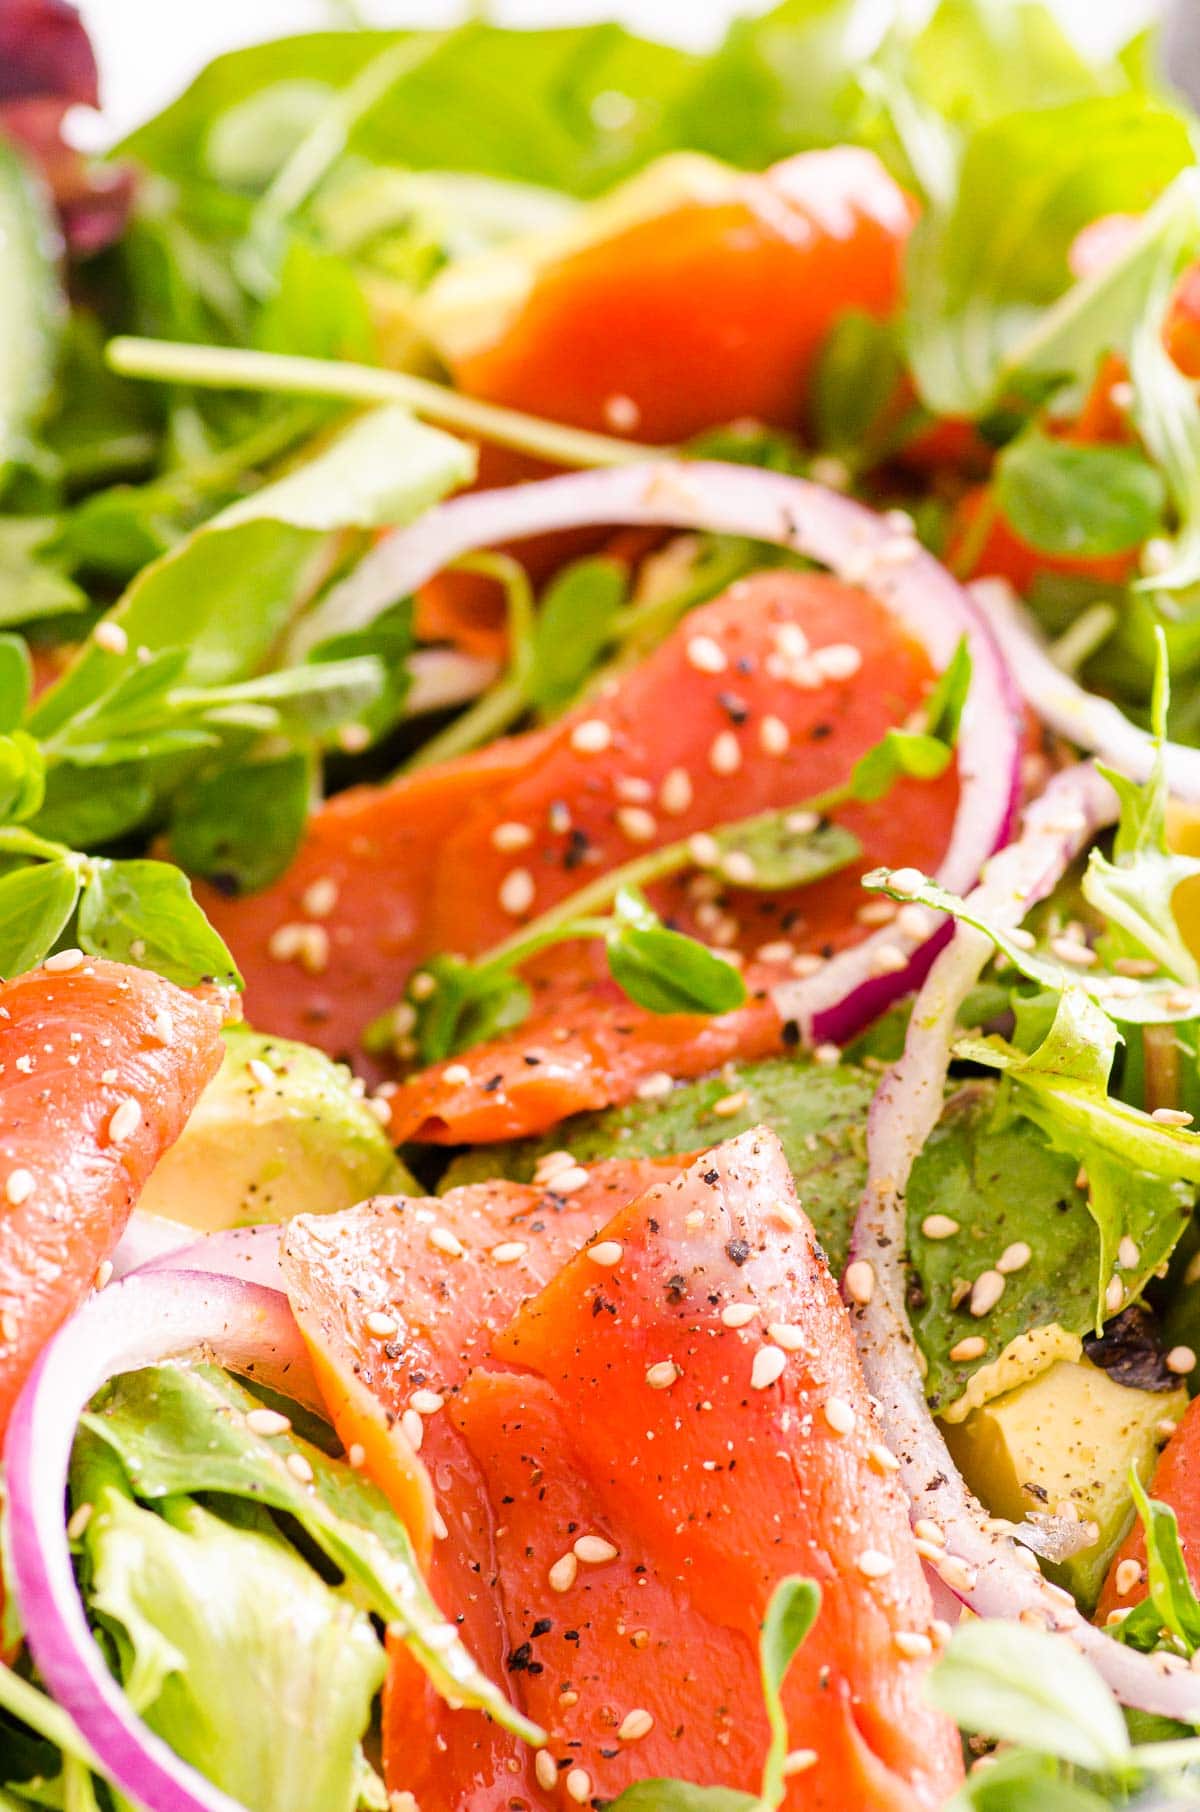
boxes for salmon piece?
[1097,1394,1200,1622]
[388,569,959,1140]
[282,1155,678,1808]
[287,1133,962,1810]
[198,731,548,1068]
[0,956,225,1430]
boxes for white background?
[76,0,1157,146]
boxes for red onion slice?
[288,461,1022,1044]
[4,1269,318,1812]
[973,576,1200,803]
[139,1224,286,1291]
[848,763,1200,1716]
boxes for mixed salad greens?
[17,0,1200,1808]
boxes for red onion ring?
[847,763,1200,1716]
[287,461,1023,1044]
[139,1224,286,1291]
[109,1211,196,1280]
[4,1269,318,1812]
[972,576,1200,802]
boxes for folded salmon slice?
[0,956,225,1430]
[284,1132,962,1811]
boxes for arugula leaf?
[167,752,314,895]
[77,860,242,989]
[0,861,81,975]
[527,557,628,715]
[30,406,473,738]
[1117,1464,1200,1656]
[995,431,1166,559]
[927,1620,1131,1773]
[75,1437,384,1812]
[80,1363,543,1745]
[906,95,1195,416]
[605,891,748,1017]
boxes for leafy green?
[995,431,1166,558]
[75,1438,384,1812]
[80,1363,542,1744]
[0,142,62,489]
[605,885,748,1015]
[1117,1464,1200,1656]
[77,861,241,988]
[167,753,314,894]
[928,1621,1131,1773]
[526,557,628,715]
[810,311,904,465]
[906,96,1195,416]
[0,860,81,975]
[0,520,86,626]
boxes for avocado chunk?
[944,1357,1186,1609]
[139,1028,412,1230]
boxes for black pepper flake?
[483,1073,504,1092]
[665,1273,687,1304]
[717,690,749,725]
[702,1169,720,1186]
[506,1642,543,1674]
[726,1238,751,1267]
[531,1618,553,1638]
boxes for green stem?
[948,485,1000,581]
[107,338,671,472]
[254,37,441,237]
[401,553,536,770]
[1049,601,1117,677]
[0,1660,99,1772]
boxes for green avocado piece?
[139,1027,413,1230]
[438,1056,875,1271]
[944,1358,1187,1610]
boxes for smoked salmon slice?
[0,955,225,1430]
[283,1132,963,1811]
[1097,1394,1200,1623]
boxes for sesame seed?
[1105,1275,1124,1315]
[1050,935,1096,967]
[151,1008,174,1044]
[94,1259,113,1291]
[995,1241,1031,1276]
[247,1057,277,1090]
[949,1335,987,1363]
[94,620,128,654]
[768,1322,806,1352]
[914,1518,945,1546]
[812,1042,840,1066]
[498,868,535,916]
[566,1769,592,1804]
[921,1215,960,1240]
[814,642,863,681]
[636,1071,674,1101]
[844,1260,875,1304]
[4,1169,33,1206]
[1168,990,1200,1013]
[713,1089,749,1117]
[409,971,437,1002]
[791,953,824,979]
[616,776,653,803]
[574,1534,619,1565]
[857,899,897,927]
[588,1240,624,1267]
[604,392,640,432]
[618,1708,654,1742]
[535,1751,559,1791]
[401,1409,424,1450]
[366,1311,398,1339]
[721,1302,758,1328]
[659,767,694,815]
[570,718,612,754]
[617,806,658,843]
[687,634,728,674]
[1115,1558,1142,1597]
[868,1444,900,1475]
[783,1750,819,1777]
[0,1311,16,1343]
[824,1396,856,1436]
[1168,1345,1197,1375]
[751,1346,788,1390]
[894,1630,933,1659]
[870,943,909,977]
[491,1241,528,1265]
[970,1270,1005,1317]
[645,1361,680,1390]
[44,947,84,974]
[709,730,741,775]
[337,723,371,753]
[756,939,795,965]
[1152,1107,1194,1126]
[896,904,934,939]
[286,1452,314,1484]
[721,850,757,885]
[887,867,926,899]
[857,1549,894,1579]
[429,1227,465,1258]
[108,1097,142,1145]
[759,715,790,756]
[534,1149,576,1182]
[100,1068,119,1086]
[1118,1235,1140,1271]
[549,1164,590,1195]
[244,1407,292,1438]
[442,1063,471,1086]
[548,1552,578,1592]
